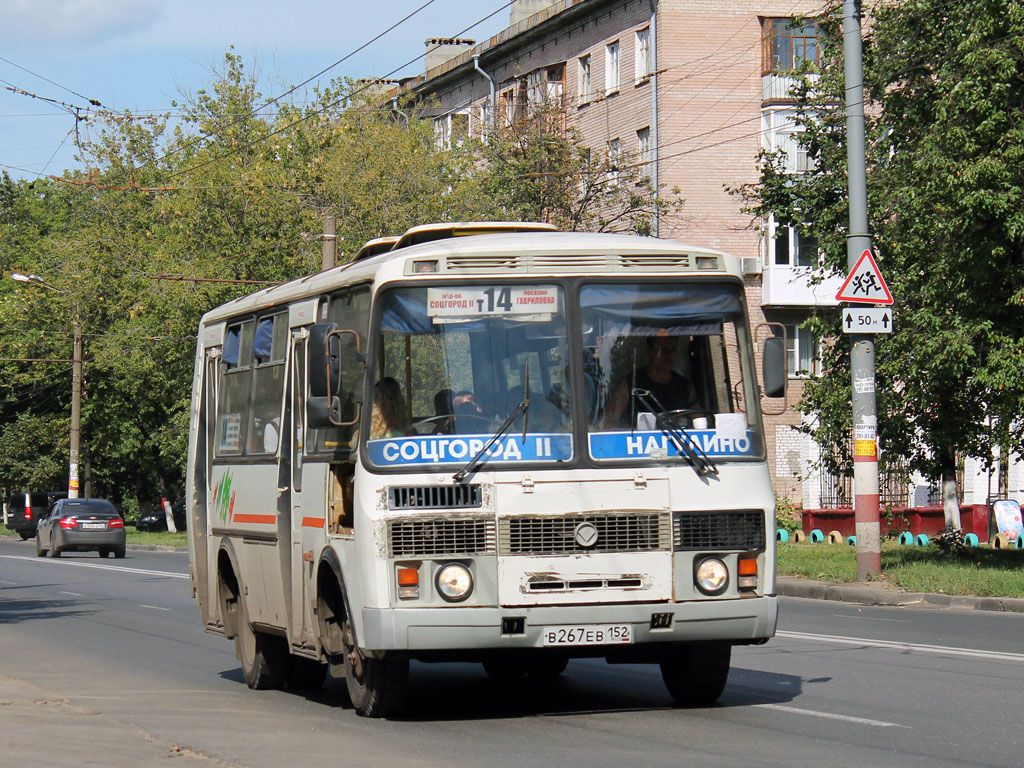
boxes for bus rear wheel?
[659,643,731,706]
[236,596,288,690]
[342,620,408,718]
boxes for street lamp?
[10,272,83,499]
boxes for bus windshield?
[366,284,574,470]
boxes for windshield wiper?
[632,388,718,478]
[453,361,531,484]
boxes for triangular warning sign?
[836,249,893,305]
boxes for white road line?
[59,590,82,596]
[777,630,1024,664]
[140,604,171,611]
[0,579,17,585]
[0,554,188,579]
[755,703,907,728]
[832,614,909,623]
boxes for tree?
[739,1,1024,528]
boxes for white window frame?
[635,27,652,82]
[783,323,820,378]
[607,137,621,187]
[434,110,470,149]
[767,214,819,269]
[762,108,812,174]
[605,41,620,95]
[636,126,652,181]
[579,54,592,105]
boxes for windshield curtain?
[580,282,763,462]
[365,284,574,470]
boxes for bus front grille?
[672,510,766,550]
[498,512,671,555]
[388,484,482,510]
[388,518,496,557]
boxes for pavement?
[777,575,1024,613]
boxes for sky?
[0,0,515,181]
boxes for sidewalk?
[777,575,1024,613]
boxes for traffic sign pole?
[842,0,881,580]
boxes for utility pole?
[322,216,337,272]
[842,0,880,579]
[69,315,82,499]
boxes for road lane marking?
[0,554,188,579]
[777,630,1024,664]
[140,604,171,611]
[60,590,82,596]
[755,703,907,728]
[832,614,909,623]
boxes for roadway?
[0,537,1020,767]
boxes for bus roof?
[198,228,742,327]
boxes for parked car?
[5,491,68,539]
[135,499,186,532]
[36,498,126,558]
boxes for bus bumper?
[359,595,778,652]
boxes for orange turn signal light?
[738,557,758,576]
[397,567,420,587]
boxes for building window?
[770,217,818,268]
[607,137,621,187]
[636,126,652,181]
[578,54,592,104]
[635,27,652,82]
[501,89,515,127]
[763,108,812,173]
[605,41,620,95]
[527,63,565,111]
[782,323,819,377]
[762,18,819,74]
[434,111,469,149]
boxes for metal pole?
[842,0,880,579]
[321,215,337,272]
[69,314,82,499]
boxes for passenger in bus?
[430,388,455,434]
[370,377,412,439]
[603,334,700,429]
[449,390,488,433]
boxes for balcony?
[762,264,844,307]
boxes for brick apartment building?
[389,0,1019,512]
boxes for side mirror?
[307,324,362,429]
[308,322,340,398]
[762,336,787,399]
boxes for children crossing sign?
[836,249,893,305]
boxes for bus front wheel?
[659,643,731,706]
[342,620,408,718]
[236,596,288,690]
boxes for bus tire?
[287,656,328,690]
[236,596,288,690]
[659,643,731,707]
[342,619,408,718]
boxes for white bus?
[186,223,787,717]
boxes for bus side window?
[216,320,254,455]
[249,313,288,454]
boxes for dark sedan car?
[36,498,126,558]
[135,499,185,532]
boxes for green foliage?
[738,1,1024,492]
[775,496,803,534]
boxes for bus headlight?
[435,563,473,602]
[695,558,729,595]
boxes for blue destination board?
[589,430,757,460]
[367,433,574,467]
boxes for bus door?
[286,310,320,648]
[195,323,224,630]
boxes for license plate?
[81,523,106,530]
[542,623,632,647]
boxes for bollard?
[898,531,913,546]
[914,533,930,547]
[964,533,979,547]
[809,529,824,543]
[776,528,789,543]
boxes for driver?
[603,333,700,429]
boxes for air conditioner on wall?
[741,257,761,275]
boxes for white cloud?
[1,0,161,45]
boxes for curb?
[777,576,1024,613]
[126,544,189,553]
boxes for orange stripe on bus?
[301,517,325,529]
[232,513,277,525]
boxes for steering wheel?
[449,414,495,434]
[657,408,714,429]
